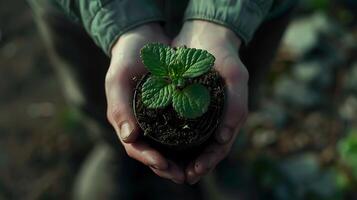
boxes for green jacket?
[45,0,295,56]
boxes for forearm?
[49,0,164,56]
[178,20,242,51]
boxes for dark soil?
[134,70,225,151]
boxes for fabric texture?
[40,0,297,55]
[184,0,274,44]
[49,0,165,56]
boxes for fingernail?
[120,122,133,140]
[219,127,232,144]
[150,165,160,170]
[146,154,162,169]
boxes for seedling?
[140,43,215,119]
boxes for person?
[29,0,297,199]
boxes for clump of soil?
[134,70,225,151]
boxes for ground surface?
[1,0,357,200]
[0,1,92,199]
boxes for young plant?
[140,43,215,119]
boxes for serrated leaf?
[140,43,175,77]
[172,83,210,119]
[176,47,215,78]
[141,76,174,108]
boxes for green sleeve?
[184,0,274,44]
[51,0,164,56]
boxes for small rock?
[292,60,333,90]
[245,112,266,129]
[260,102,289,128]
[279,154,319,185]
[293,61,321,83]
[278,153,337,198]
[308,170,338,198]
[252,129,277,148]
[274,76,323,110]
[282,12,331,58]
[339,96,357,121]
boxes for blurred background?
[1,0,357,199]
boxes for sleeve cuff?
[85,0,165,56]
[184,0,273,44]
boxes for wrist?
[182,20,242,50]
[111,23,163,56]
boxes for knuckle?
[107,106,123,123]
[105,65,130,84]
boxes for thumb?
[214,60,249,144]
[105,67,140,143]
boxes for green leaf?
[140,43,214,118]
[141,76,175,108]
[176,47,215,78]
[338,129,357,178]
[172,83,210,119]
[140,43,175,77]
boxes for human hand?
[105,23,185,184]
[172,20,249,184]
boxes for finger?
[215,125,235,144]
[122,141,168,170]
[185,128,238,184]
[195,133,237,176]
[214,89,246,144]
[106,67,140,143]
[186,161,200,185]
[150,160,185,184]
[184,64,247,181]
[215,66,248,144]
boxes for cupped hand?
[172,20,249,184]
[105,23,185,184]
